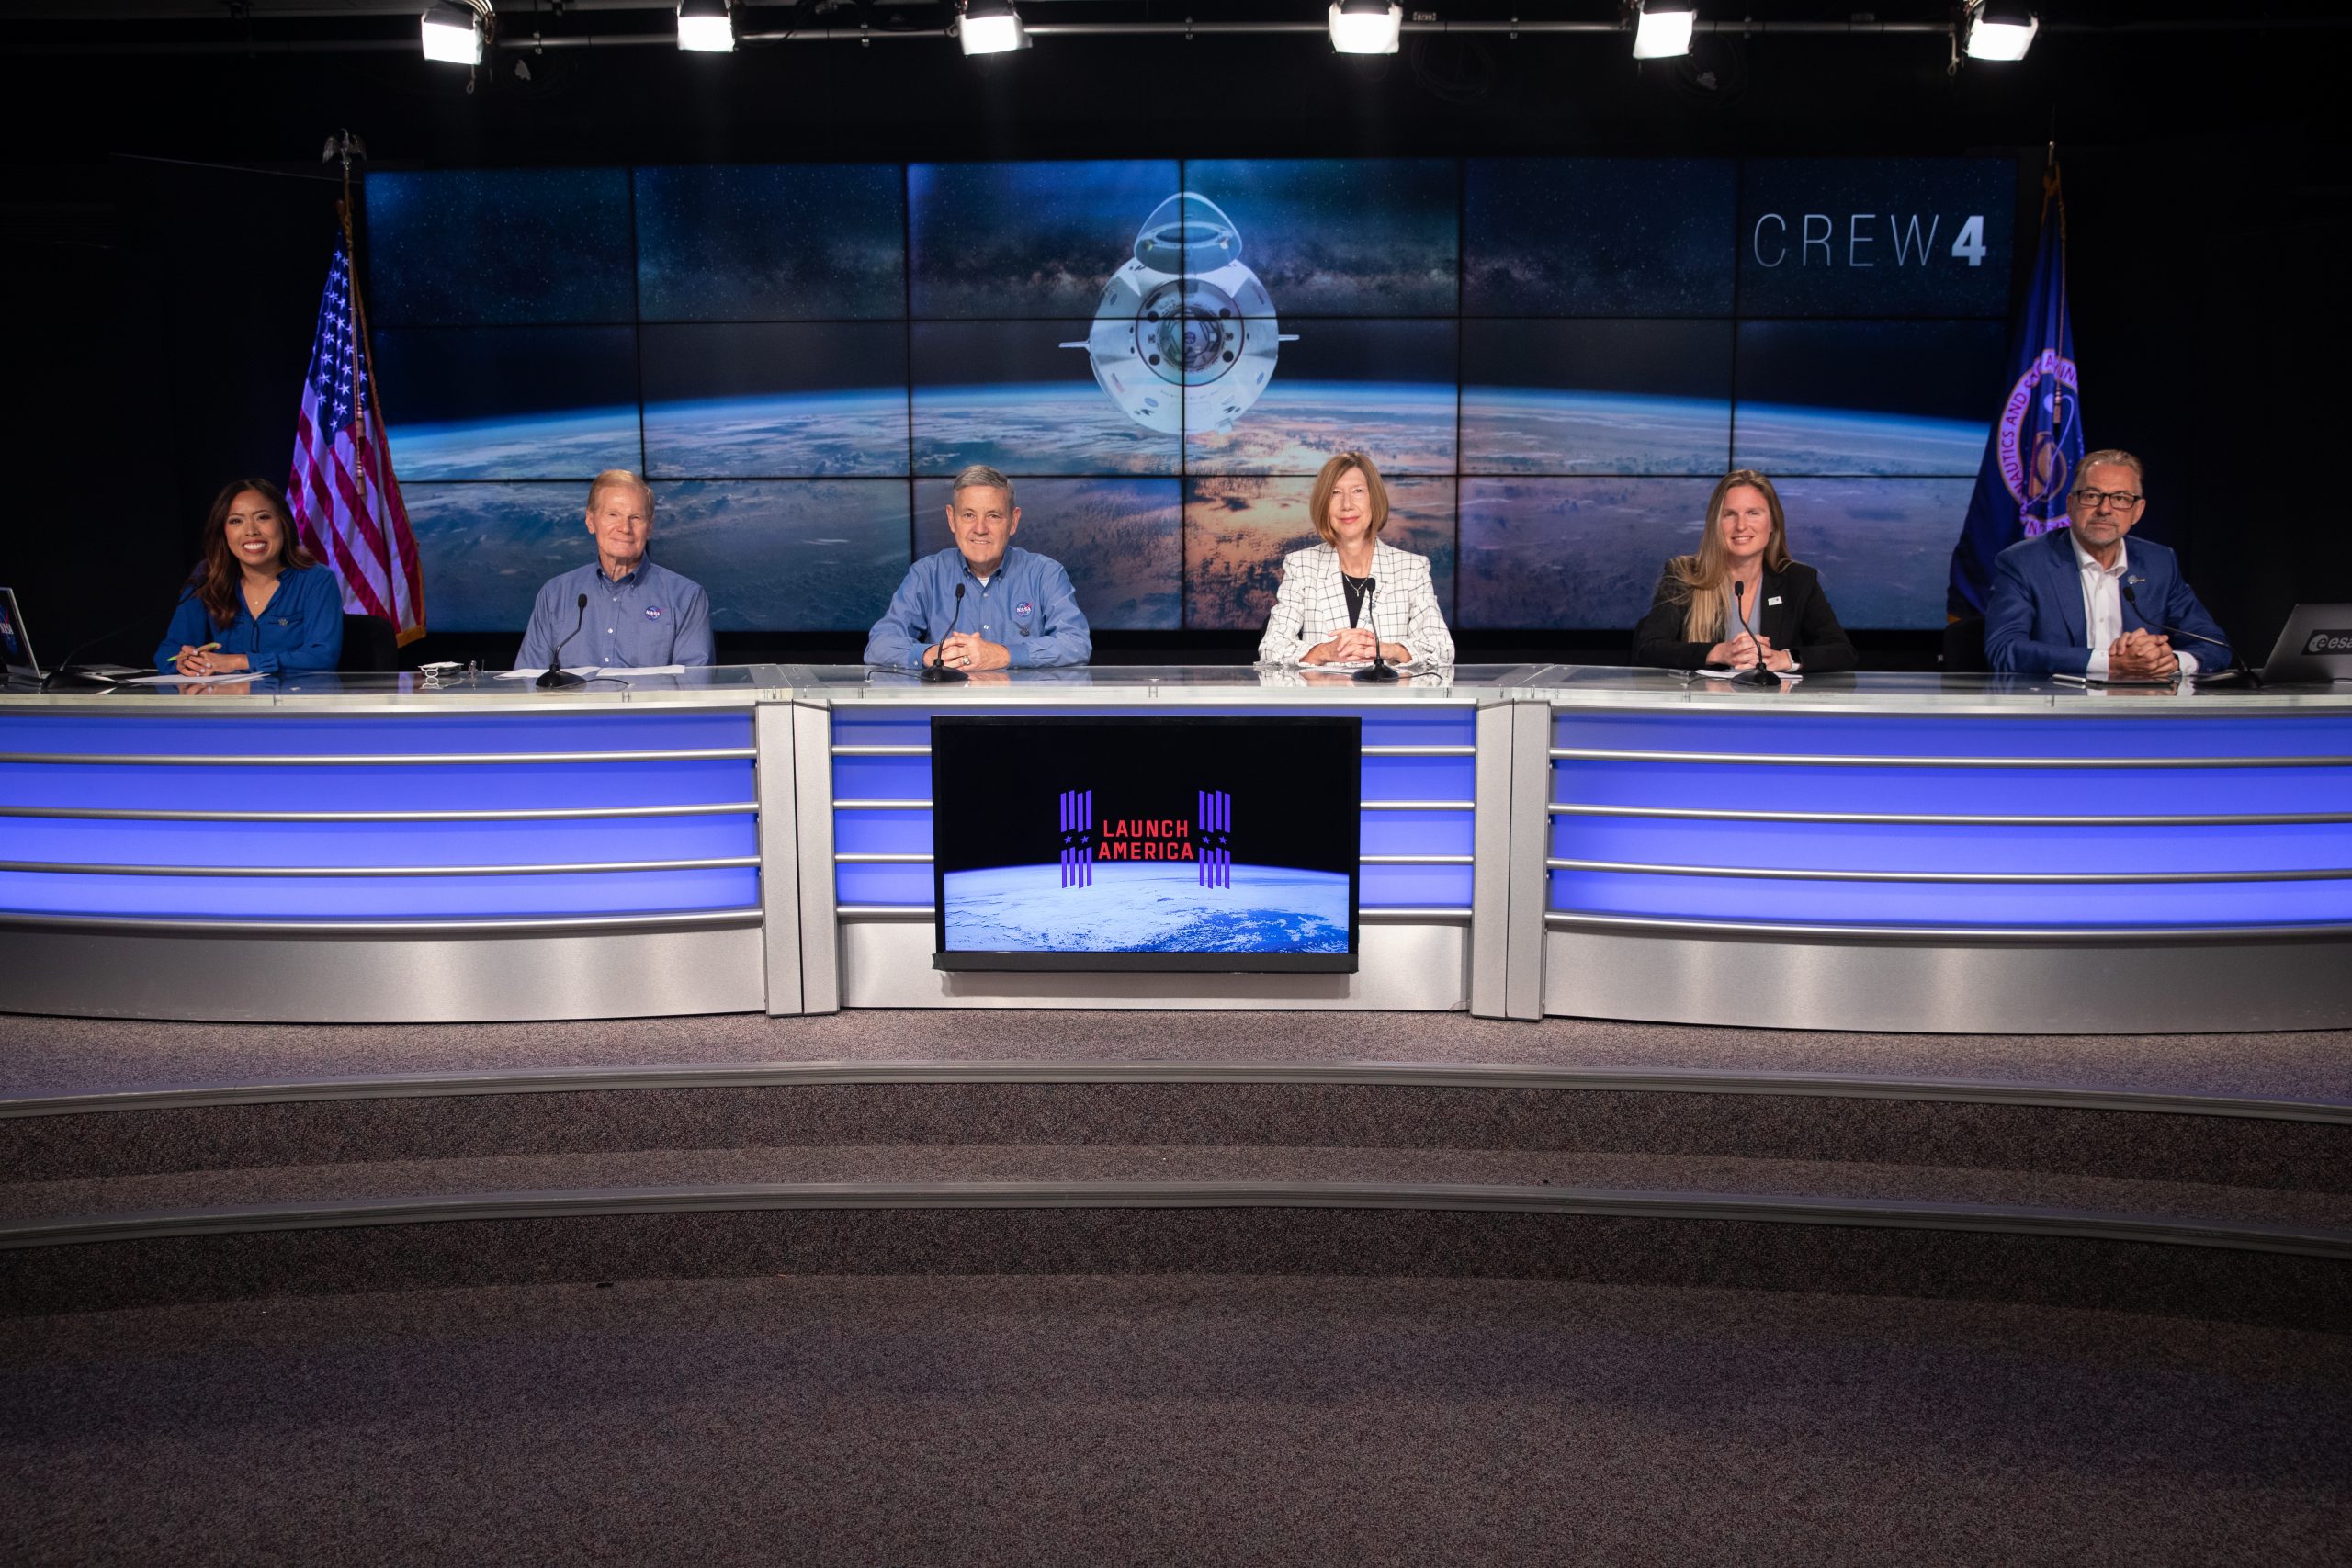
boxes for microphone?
[1351,577,1399,683]
[2120,579,2256,686]
[1730,581,1778,687]
[40,615,154,690]
[920,581,969,683]
[536,592,589,690]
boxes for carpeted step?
[6,1142,2352,1235]
[7,1008,2352,1103]
[4,1143,2347,1329]
[6,1064,2344,1192]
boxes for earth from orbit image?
[944,859,1351,953]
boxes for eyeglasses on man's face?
[2070,488,2143,513]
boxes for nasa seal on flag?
[1997,347,2082,537]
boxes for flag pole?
[325,129,427,648]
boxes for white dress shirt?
[2073,535,2198,680]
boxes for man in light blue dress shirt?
[515,470,715,671]
[864,465,1091,671]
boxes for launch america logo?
[1052,787,1234,891]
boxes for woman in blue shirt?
[155,479,344,676]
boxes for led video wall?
[365,155,2017,640]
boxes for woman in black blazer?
[1631,469,1857,674]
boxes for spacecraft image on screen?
[1062,192,1298,436]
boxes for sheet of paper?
[497,664,689,681]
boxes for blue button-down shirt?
[863,547,1091,669]
[153,565,345,675]
[515,558,714,671]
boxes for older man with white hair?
[864,464,1091,671]
[515,469,714,671]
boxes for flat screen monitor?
[932,714,1361,973]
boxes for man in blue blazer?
[1984,448,2232,679]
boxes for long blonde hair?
[1668,470,1792,643]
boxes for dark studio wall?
[3,8,2343,669]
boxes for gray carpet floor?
[6,1009,2350,1101]
[5,1273,2347,1567]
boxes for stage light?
[677,0,734,53]
[419,1,484,65]
[1632,0,1696,60]
[958,0,1027,56]
[1328,0,1402,55]
[1963,0,2038,61]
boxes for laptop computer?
[0,586,40,682]
[0,588,149,686]
[2257,604,2352,684]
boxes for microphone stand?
[1730,581,1779,688]
[40,616,150,690]
[920,581,969,683]
[2120,581,2258,687]
[1351,579,1399,683]
[536,593,590,690]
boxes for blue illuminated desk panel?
[2,667,2346,1031]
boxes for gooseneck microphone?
[920,581,968,683]
[40,615,153,690]
[1730,581,1777,687]
[2120,580,2257,687]
[536,593,590,690]
[1351,578,1399,683]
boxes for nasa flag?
[1947,163,2081,619]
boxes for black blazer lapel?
[1754,569,1794,649]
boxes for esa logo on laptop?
[2308,630,2352,654]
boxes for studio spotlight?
[677,0,735,53]
[1963,0,2038,61]
[1632,0,1696,60]
[1328,0,1402,55]
[958,0,1027,56]
[419,1,485,65]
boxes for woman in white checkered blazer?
[1255,452,1454,668]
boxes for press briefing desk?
[3,665,2348,1033]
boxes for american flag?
[288,236,425,645]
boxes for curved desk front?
[1,666,2346,1032]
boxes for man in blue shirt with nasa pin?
[515,469,715,671]
[865,465,1092,671]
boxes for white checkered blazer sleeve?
[1256,541,1454,667]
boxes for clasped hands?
[1706,632,1795,672]
[924,631,1010,672]
[2106,627,2179,679]
[171,645,251,676]
[1303,626,1407,666]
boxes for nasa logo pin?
[644,605,663,620]
[1014,601,1034,619]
